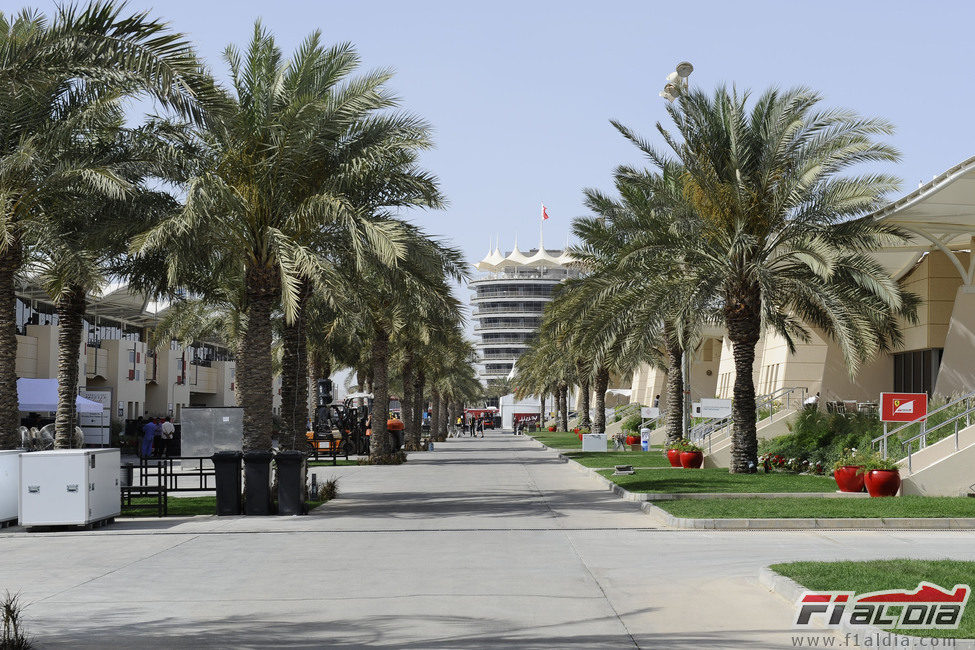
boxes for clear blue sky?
[8,0,975,265]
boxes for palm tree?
[0,2,219,449]
[622,86,917,471]
[135,25,418,451]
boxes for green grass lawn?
[529,431,582,449]
[656,496,975,519]
[308,459,361,467]
[123,496,325,517]
[598,467,837,493]
[770,560,975,639]
[563,450,670,468]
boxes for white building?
[470,242,580,384]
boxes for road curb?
[544,445,975,530]
[759,566,975,648]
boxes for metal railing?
[872,392,975,468]
[691,386,808,453]
[473,306,547,316]
[139,456,216,492]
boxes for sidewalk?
[1,432,973,647]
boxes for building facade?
[14,281,239,424]
[470,243,580,384]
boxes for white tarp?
[16,378,103,413]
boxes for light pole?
[659,61,695,440]
[659,61,693,102]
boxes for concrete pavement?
[1,432,973,648]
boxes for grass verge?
[308,459,361,467]
[529,431,582,449]
[563,450,670,468]
[598,467,837,493]
[657,496,975,519]
[123,496,325,517]
[770,560,975,639]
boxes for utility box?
[19,449,120,527]
[0,450,19,526]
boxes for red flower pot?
[548,426,555,432]
[864,469,901,497]
[833,465,865,493]
[680,450,704,469]
[666,449,682,467]
[625,435,639,445]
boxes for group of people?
[455,414,486,438]
[138,416,175,459]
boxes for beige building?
[14,281,239,424]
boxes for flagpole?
[539,202,545,249]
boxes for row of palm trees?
[0,2,480,459]
[517,86,917,473]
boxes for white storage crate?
[19,449,120,527]
[0,450,19,525]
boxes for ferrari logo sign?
[881,392,927,423]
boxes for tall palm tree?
[0,2,219,448]
[135,25,416,451]
[623,86,917,471]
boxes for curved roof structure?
[871,154,975,285]
[474,246,507,271]
[523,247,562,267]
[505,243,533,265]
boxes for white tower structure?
[469,238,580,385]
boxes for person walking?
[469,415,476,437]
[159,417,175,457]
[141,417,159,459]
[477,417,484,438]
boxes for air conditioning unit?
[128,369,135,380]
[19,449,120,528]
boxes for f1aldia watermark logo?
[795,582,970,630]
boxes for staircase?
[872,393,975,496]
[701,387,808,468]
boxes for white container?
[581,433,608,452]
[19,449,120,527]
[0,450,20,525]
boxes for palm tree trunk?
[54,285,86,448]
[0,242,20,449]
[411,369,425,447]
[592,366,610,433]
[430,390,442,442]
[369,327,392,459]
[369,328,392,463]
[539,394,545,430]
[401,355,417,450]
[558,382,568,431]
[438,397,448,441]
[577,370,591,429]
[280,280,310,451]
[240,266,278,451]
[665,342,684,444]
[726,287,762,473]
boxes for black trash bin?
[275,451,306,516]
[243,450,274,516]
[212,451,242,516]
[121,462,134,488]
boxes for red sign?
[880,392,927,423]
[513,412,540,424]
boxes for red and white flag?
[541,203,550,221]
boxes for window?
[893,348,942,396]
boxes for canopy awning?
[872,155,975,284]
[16,378,103,413]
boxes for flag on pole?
[541,203,550,221]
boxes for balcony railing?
[472,289,555,299]
[477,339,532,346]
[472,305,547,316]
[474,323,540,332]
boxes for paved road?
[1,432,973,648]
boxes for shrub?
[318,477,339,501]
[621,414,642,431]
[759,409,881,468]
[1,591,31,649]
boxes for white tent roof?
[17,378,103,413]
[524,247,562,267]
[505,243,533,265]
[871,154,975,284]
